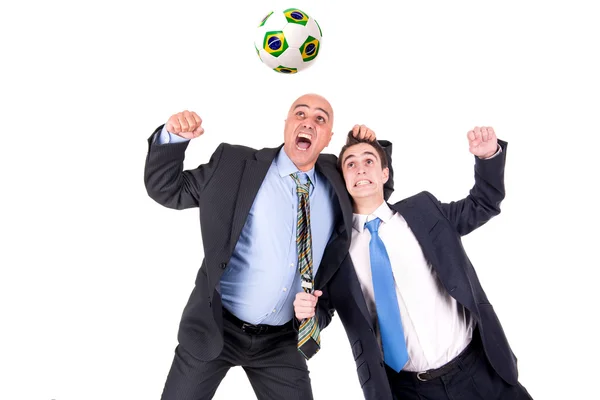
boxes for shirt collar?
[276,148,317,187]
[352,201,394,233]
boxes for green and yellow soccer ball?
[255,8,322,74]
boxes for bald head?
[288,93,334,124]
[283,93,335,172]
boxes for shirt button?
[283,288,287,292]
[272,309,276,313]
[290,263,294,267]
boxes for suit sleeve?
[377,140,394,201]
[429,140,507,236]
[144,124,225,210]
[315,284,335,331]
[292,284,336,333]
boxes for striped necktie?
[290,172,320,359]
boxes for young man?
[294,127,533,399]
[144,93,393,400]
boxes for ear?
[325,130,334,147]
[382,167,390,183]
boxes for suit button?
[380,362,384,368]
[220,263,227,269]
[208,302,212,307]
[369,328,373,333]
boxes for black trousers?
[160,314,312,400]
[386,336,532,400]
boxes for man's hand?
[351,124,376,141]
[467,126,498,159]
[166,110,205,139]
[293,290,323,320]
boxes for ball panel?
[284,8,309,26]
[262,31,288,57]
[274,66,298,74]
[305,18,322,41]
[275,48,306,70]
[261,10,288,31]
[258,11,273,27]
[254,25,270,50]
[258,48,279,69]
[300,36,319,62]
[282,23,309,48]
[314,19,322,37]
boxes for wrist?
[478,144,500,160]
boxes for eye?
[366,159,374,165]
[316,116,325,123]
[347,162,355,168]
[296,111,305,117]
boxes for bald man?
[144,94,394,400]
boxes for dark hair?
[337,130,388,171]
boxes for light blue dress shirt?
[157,128,338,325]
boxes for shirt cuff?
[481,144,502,160]
[155,125,190,144]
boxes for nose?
[301,122,314,131]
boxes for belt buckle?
[242,323,259,334]
[416,371,429,382]
[241,323,269,335]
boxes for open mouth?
[354,179,373,187]
[295,132,313,151]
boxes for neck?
[282,147,316,172]
[296,163,315,172]
[352,196,384,215]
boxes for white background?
[1,1,598,399]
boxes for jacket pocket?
[352,339,363,360]
[357,360,370,387]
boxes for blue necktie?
[365,217,409,372]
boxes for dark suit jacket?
[144,126,393,361]
[319,140,518,399]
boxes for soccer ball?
[255,8,322,74]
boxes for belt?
[394,333,481,382]
[223,308,292,335]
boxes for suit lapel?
[348,260,375,328]
[390,200,441,269]
[318,158,353,234]
[314,157,353,288]
[229,146,279,249]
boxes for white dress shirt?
[350,202,474,372]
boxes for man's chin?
[289,147,317,161]
[349,188,376,199]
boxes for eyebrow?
[293,104,330,119]
[342,151,378,166]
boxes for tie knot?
[365,218,381,234]
[290,173,311,193]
